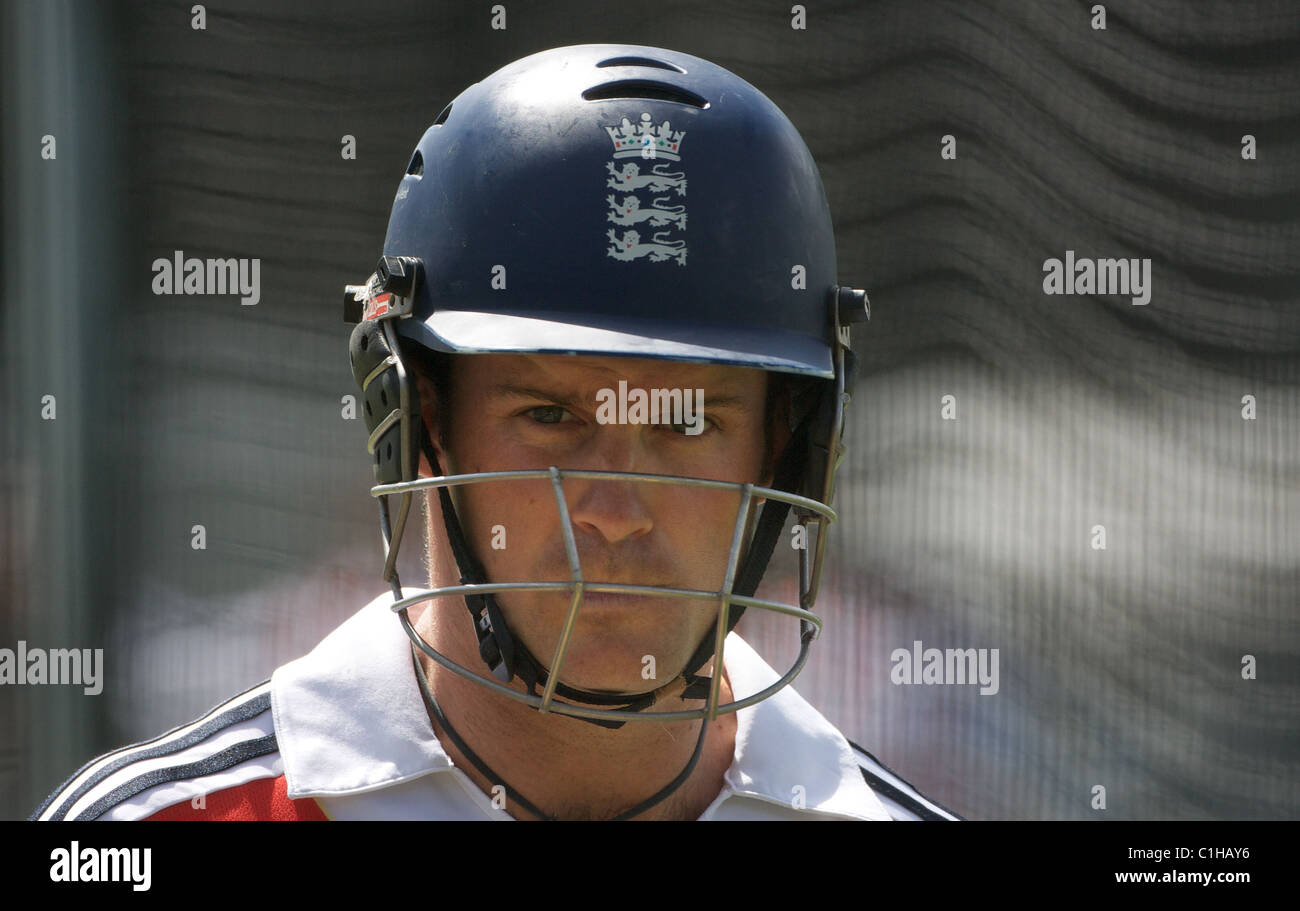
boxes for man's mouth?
[577,590,650,608]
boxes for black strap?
[411,648,555,820]
[411,647,710,820]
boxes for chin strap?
[411,647,710,820]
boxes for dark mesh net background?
[3,0,1297,820]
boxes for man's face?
[421,353,777,695]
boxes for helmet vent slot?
[582,79,708,109]
[433,102,453,125]
[406,150,424,176]
[595,56,686,74]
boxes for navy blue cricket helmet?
[383,44,847,380]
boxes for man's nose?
[563,430,655,545]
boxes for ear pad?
[349,320,425,485]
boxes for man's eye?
[668,417,713,436]
[526,405,571,424]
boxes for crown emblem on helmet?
[604,113,686,161]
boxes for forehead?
[452,353,768,397]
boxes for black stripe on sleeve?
[75,733,281,821]
[33,685,272,821]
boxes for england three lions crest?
[604,113,687,265]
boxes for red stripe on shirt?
[143,774,328,821]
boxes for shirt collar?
[272,590,889,819]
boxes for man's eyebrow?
[692,395,751,414]
[491,384,582,408]
[490,384,753,413]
